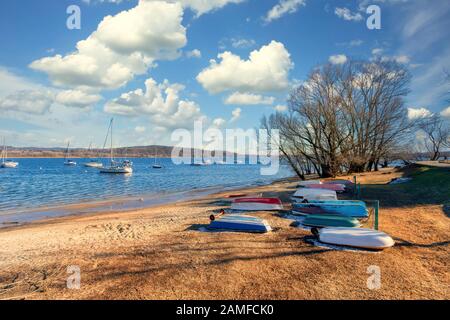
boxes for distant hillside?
[5,145,237,158]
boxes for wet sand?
[0,168,448,300]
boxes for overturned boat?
[304,183,346,193]
[292,201,368,218]
[291,188,337,202]
[325,179,354,186]
[301,214,361,228]
[231,198,283,211]
[297,180,322,187]
[313,227,395,250]
[208,215,272,233]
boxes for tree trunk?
[320,164,336,178]
[430,151,440,161]
[374,159,380,171]
[348,163,366,174]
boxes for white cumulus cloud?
[274,105,288,112]
[264,0,306,23]
[335,7,363,21]
[143,0,245,17]
[225,92,275,105]
[329,54,348,65]
[407,107,432,120]
[135,126,147,133]
[30,1,187,91]
[230,107,242,122]
[197,41,293,94]
[104,78,205,130]
[0,90,55,115]
[441,106,450,118]
[55,90,102,108]
[186,49,202,58]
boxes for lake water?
[0,158,293,223]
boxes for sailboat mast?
[65,141,70,160]
[110,118,114,162]
[2,138,5,163]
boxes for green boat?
[301,214,361,228]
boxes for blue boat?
[209,216,272,233]
[292,202,368,218]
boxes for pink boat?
[325,179,354,186]
[305,184,346,192]
[231,197,283,211]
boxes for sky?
[0,0,449,148]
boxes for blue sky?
[0,0,449,147]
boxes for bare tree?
[419,114,450,161]
[262,58,413,177]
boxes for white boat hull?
[318,227,395,250]
[84,162,103,168]
[292,188,337,202]
[99,167,133,174]
[297,180,322,187]
[1,161,19,168]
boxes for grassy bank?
[361,164,450,208]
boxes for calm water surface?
[0,158,293,221]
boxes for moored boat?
[84,161,103,168]
[99,161,132,174]
[83,142,103,168]
[0,138,19,168]
[152,146,163,169]
[63,141,77,166]
[98,119,133,174]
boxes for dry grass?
[0,165,448,300]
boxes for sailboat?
[99,118,133,174]
[0,138,19,168]
[83,142,103,168]
[63,142,77,166]
[152,146,162,169]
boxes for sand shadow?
[393,238,450,248]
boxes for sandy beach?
[0,166,449,300]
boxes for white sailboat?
[99,118,133,174]
[83,142,103,168]
[63,141,77,166]
[152,146,162,169]
[0,138,19,168]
